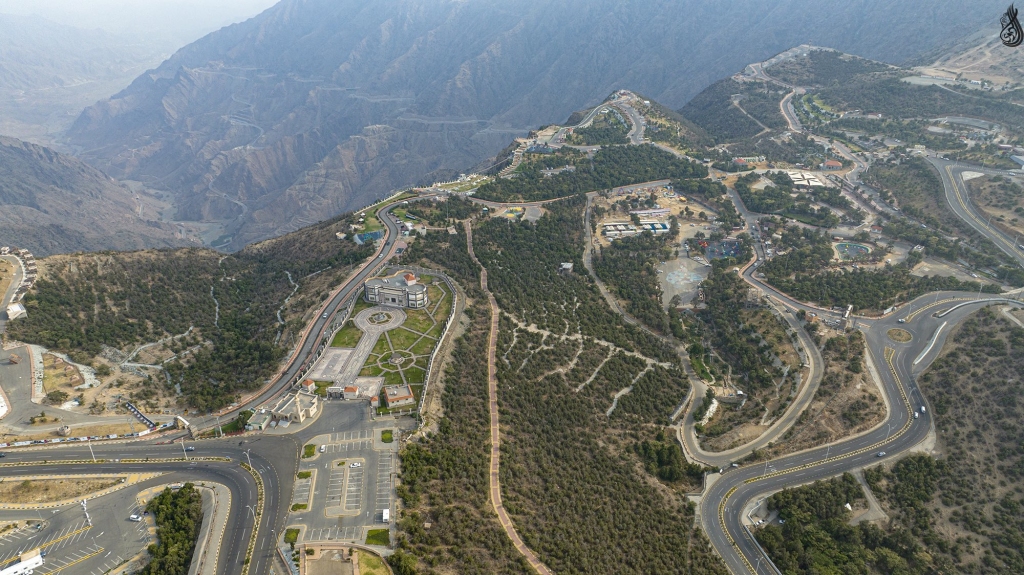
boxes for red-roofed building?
[822,160,842,170]
[299,380,316,394]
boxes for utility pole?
[245,449,253,469]
[87,437,96,463]
[181,441,188,461]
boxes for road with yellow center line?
[702,291,1024,574]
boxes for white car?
[129,514,142,522]
[877,451,886,457]
[319,445,326,453]
[350,462,362,468]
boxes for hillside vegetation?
[759,308,1024,574]
[395,198,725,574]
[8,211,374,410]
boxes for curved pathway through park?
[464,220,552,575]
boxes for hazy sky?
[0,0,279,45]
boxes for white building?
[5,303,25,321]
[364,271,428,309]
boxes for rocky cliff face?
[0,136,186,256]
[67,0,1008,250]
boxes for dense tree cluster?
[678,78,765,142]
[593,231,672,333]
[141,484,204,575]
[767,49,890,87]
[818,78,1024,134]
[696,265,785,392]
[394,200,727,574]
[734,172,841,228]
[567,114,630,145]
[634,428,707,482]
[758,473,937,574]
[474,145,707,203]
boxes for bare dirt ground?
[921,33,1024,85]
[911,258,996,285]
[767,333,885,458]
[304,548,355,575]
[967,175,1024,241]
[0,259,13,303]
[6,422,136,443]
[0,478,119,504]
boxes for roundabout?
[353,306,406,332]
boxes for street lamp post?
[181,440,188,461]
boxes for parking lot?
[290,421,395,545]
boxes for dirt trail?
[464,220,552,575]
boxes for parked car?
[350,462,362,468]
[129,514,142,522]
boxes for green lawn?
[284,528,299,546]
[425,322,444,339]
[388,327,421,349]
[365,528,390,546]
[432,286,452,322]
[330,322,363,348]
[302,444,316,458]
[360,364,384,377]
[314,381,332,397]
[297,471,311,479]
[361,215,383,233]
[403,366,426,384]
[352,298,375,315]
[371,336,391,355]
[383,371,405,386]
[409,337,435,356]
[381,429,393,443]
[402,309,434,333]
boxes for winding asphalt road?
[0,435,298,575]
[702,292,1024,574]
[927,156,1024,267]
[198,200,405,430]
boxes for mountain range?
[0,135,185,256]
[0,13,173,146]
[54,0,1017,250]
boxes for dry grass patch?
[887,328,913,343]
[0,477,121,504]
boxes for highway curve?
[192,198,406,433]
[927,156,1024,267]
[0,436,297,575]
[702,292,1024,573]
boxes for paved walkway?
[465,221,552,575]
[316,307,406,388]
